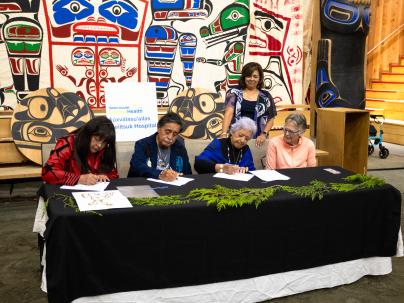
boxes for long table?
[37,167,402,303]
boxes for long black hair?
[74,116,116,173]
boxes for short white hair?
[230,117,257,136]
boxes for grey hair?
[230,117,257,136]
[285,113,307,133]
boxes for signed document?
[147,176,194,186]
[213,173,254,182]
[72,190,132,211]
[250,170,290,182]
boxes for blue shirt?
[194,138,255,174]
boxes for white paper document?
[147,176,194,186]
[250,170,290,182]
[213,172,254,182]
[323,168,341,174]
[72,190,133,211]
[61,182,110,192]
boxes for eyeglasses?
[283,128,301,136]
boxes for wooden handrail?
[367,23,404,55]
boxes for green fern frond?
[48,173,386,213]
[188,185,281,211]
[282,180,329,200]
[128,195,188,206]
[331,174,386,192]
[329,183,358,192]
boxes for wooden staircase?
[366,56,404,145]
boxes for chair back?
[41,143,56,165]
[115,141,135,178]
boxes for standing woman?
[221,62,277,147]
[42,116,118,185]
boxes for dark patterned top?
[225,88,277,137]
[240,98,257,121]
[127,133,192,178]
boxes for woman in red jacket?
[42,116,118,185]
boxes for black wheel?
[379,147,389,159]
[368,144,374,156]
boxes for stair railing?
[367,23,404,56]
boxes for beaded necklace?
[227,142,243,164]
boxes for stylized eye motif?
[264,78,273,89]
[100,51,109,59]
[66,1,86,14]
[198,95,215,113]
[84,51,93,58]
[257,17,279,32]
[28,97,49,119]
[110,51,120,59]
[29,127,51,137]
[226,10,244,21]
[73,51,83,58]
[206,117,221,130]
[264,76,282,90]
[27,125,52,142]
[106,4,127,17]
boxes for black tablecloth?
[39,167,402,303]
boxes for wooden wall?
[367,0,404,84]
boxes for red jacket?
[42,134,119,185]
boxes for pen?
[150,186,169,190]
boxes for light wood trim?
[0,110,13,117]
[276,104,310,110]
[0,165,41,180]
[315,149,329,157]
[0,137,13,142]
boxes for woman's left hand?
[255,133,266,148]
[96,174,110,182]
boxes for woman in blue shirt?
[195,117,256,174]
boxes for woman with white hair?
[195,117,257,174]
[266,113,316,169]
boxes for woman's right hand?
[159,169,180,182]
[223,164,246,174]
[78,173,99,185]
